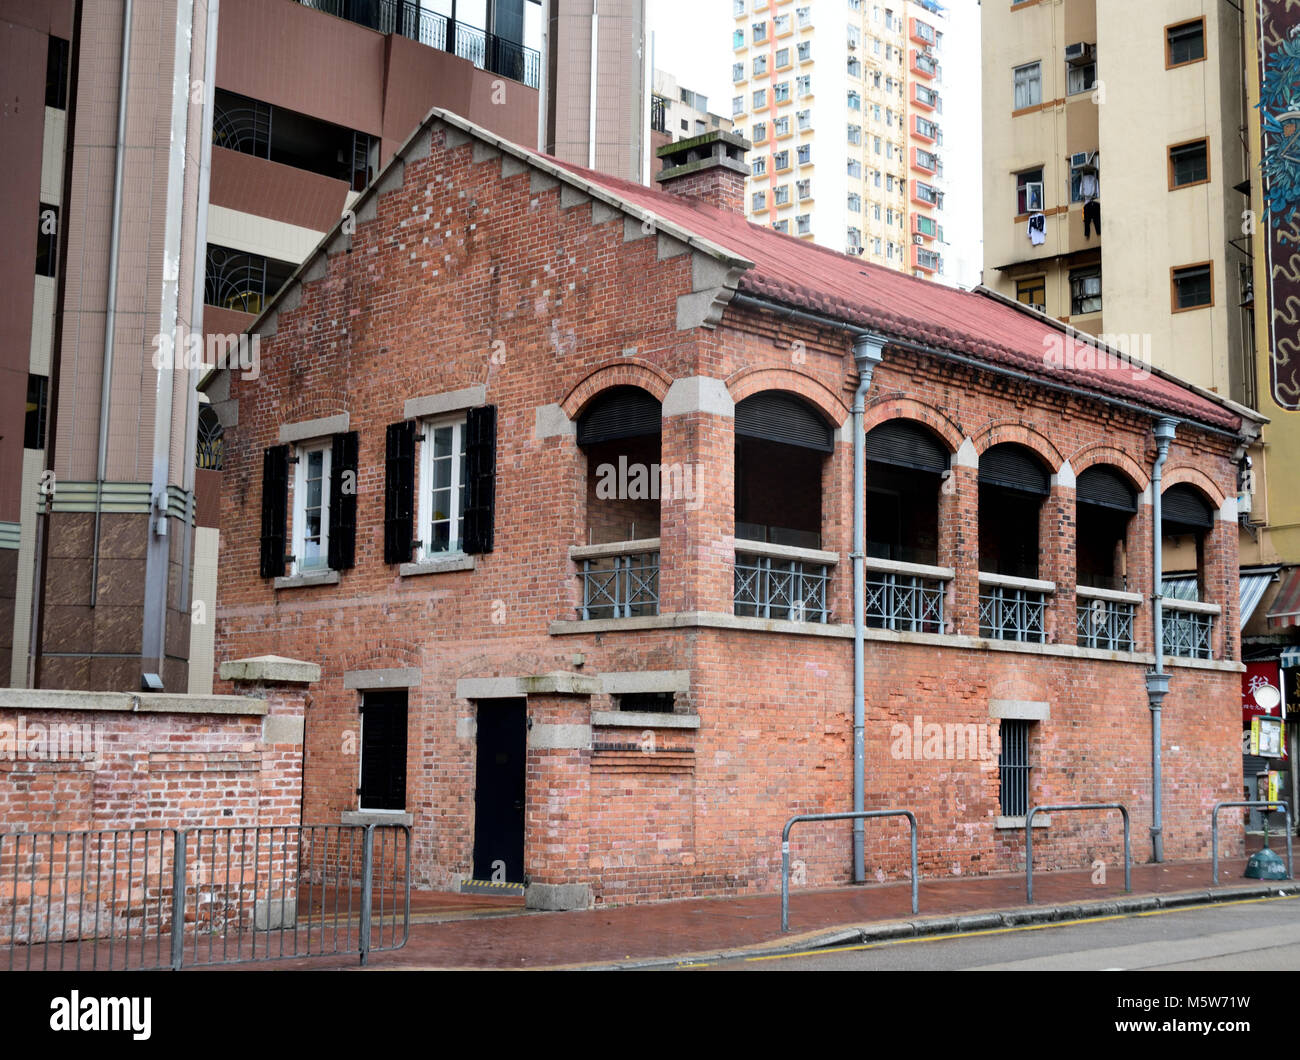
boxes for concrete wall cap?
[219,655,321,684]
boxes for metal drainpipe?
[588,0,598,170]
[851,334,885,883]
[1146,417,1178,863]
[90,0,134,608]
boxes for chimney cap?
[656,129,752,183]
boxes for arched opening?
[733,391,834,623]
[1075,465,1137,591]
[577,386,662,544]
[1160,483,1217,659]
[734,391,832,550]
[863,419,950,632]
[978,443,1051,580]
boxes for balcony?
[572,540,660,621]
[1161,599,1218,660]
[864,558,950,634]
[734,541,836,623]
[978,573,1054,643]
[1076,586,1139,652]
[297,0,541,89]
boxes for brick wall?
[211,117,1248,906]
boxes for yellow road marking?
[721,893,1299,965]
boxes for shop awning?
[1240,570,1277,629]
[1267,568,1300,630]
[1162,571,1275,630]
[1281,646,1300,669]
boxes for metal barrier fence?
[0,824,409,970]
[1210,801,1293,886]
[781,810,918,932]
[1026,803,1130,903]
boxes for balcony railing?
[1076,586,1140,652]
[734,542,836,623]
[978,573,1054,643]
[572,539,659,620]
[297,0,541,89]
[1161,599,1218,660]
[864,557,950,634]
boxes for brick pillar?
[1204,511,1239,661]
[1041,476,1076,645]
[940,445,979,636]
[658,379,735,615]
[523,674,600,910]
[827,432,853,624]
[1127,501,1154,654]
[218,654,320,830]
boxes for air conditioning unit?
[1029,302,1047,313]
[1069,151,1092,169]
[1064,41,1095,65]
[913,234,925,244]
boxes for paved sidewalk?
[250,844,1300,971]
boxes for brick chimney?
[655,130,752,214]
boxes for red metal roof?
[550,159,1241,432]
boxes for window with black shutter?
[463,404,497,555]
[1076,465,1138,591]
[384,421,416,564]
[259,445,289,578]
[864,420,949,565]
[358,690,407,811]
[328,431,359,570]
[978,443,1051,579]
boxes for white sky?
[645,0,984,288]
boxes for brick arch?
[862,397,964,455]
[331,641,425,682]
[1067,443,1150,492]
[283,392,351,426]
[970,419,1064,475]
[560,360,673,419]
[726,367,849,427]
[1161,465,1227,508]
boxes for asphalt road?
[691,894,1300,970]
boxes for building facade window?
[1016,168,1044,214]
[1016,276,1047,311]
[797,143,812,164]
[1168,139,1209,189]
[797,178,812,199]
[1013,61,1042,110]
[998,720,1032,817]
[796,214,811,235]
[46,36,70,109]
[1070,267,1102,315]
[1067,61,1096,95]
[1172,263,1213,311]
[752,157,767,176]
[418,417,469,557]
[292,442,332,574]
[774,184,791,205]
[1166,18,1205,68]
[774,80,791,102]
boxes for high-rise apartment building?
[1,0,559,693]
[730,0,947,279]
[981,0,1300,810]
[651,68,733,144]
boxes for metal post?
[1026,804,1131,903]
[1211,801,1294,885]
[359,824,374,966]
[170,830,186,971]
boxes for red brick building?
[205,113,1261,909]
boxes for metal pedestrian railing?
[780,810,918,932]
[0,824,409,970]
[1210,801,1293,885]
[1025,803,1130,903]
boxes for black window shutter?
[384,420,416,564]
[259,445,289,578]
[328,431,359,570]
[463,404,497,555]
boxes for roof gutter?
[728,291,1254,442]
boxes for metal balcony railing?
[297,0,541,89]
[572,539,660,620]
[864,557,950,634]
[1162,600,1217,660]
[978,573,1053,643]
[734,543,835,623]
[1076,587,1139,652]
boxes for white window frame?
[1014,61,1042,110]
[416,414,469,561]
[291,441,332,575]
